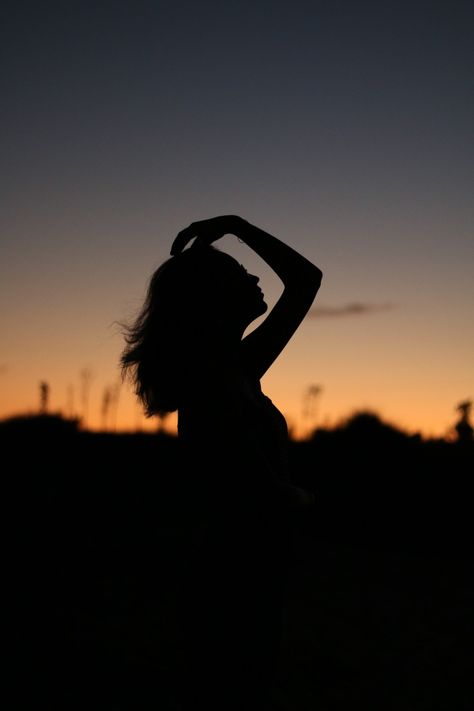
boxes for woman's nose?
[249,273,259,284]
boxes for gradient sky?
[2,1,473,438]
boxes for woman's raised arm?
[234,217,322,379]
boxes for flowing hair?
[120,245,228,416]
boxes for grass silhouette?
[5,414,473,710]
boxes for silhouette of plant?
[454,399,473,443]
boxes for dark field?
[6,415,473,710]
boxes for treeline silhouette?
[5,409,472,552]
[5,412,473,710]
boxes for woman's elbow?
[286,263,323,292]
[308,264,323,291]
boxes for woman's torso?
[176,369,290,522]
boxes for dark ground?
[6,415,474,710]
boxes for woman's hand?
[170,215,244,255]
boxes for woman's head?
[120,245,266,415]
[152,245,266,325]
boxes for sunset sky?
[2,1,473,439]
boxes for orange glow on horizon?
[1,378,465,442]
[1,264,471,444]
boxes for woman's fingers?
[170,216,241,255]
[171,222,212,255]
[170,225,196,255]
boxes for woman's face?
[216,254,267,324]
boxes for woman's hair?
[120,245,235,416]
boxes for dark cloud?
[309,302,396,318]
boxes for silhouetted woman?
[121,215,322,710]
